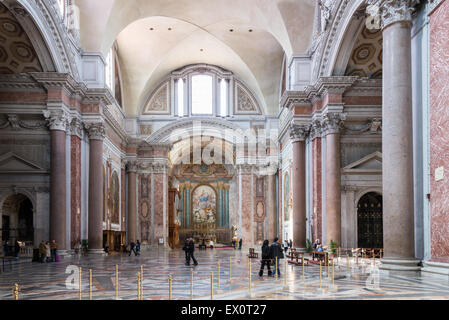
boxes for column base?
[421,261,449,279]
[88,249,107,256]
[57,250,72,257]
[379,258,421,275]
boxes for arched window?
[105,49,114,91]
[142,64,261,117]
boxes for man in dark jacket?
[129,241,137,256]
[259,240,272,277]
[186,238,198,266]
[183,238,190,265]
[270,237,283,277]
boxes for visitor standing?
[186,238,198,266]
[14,241,20,257]
[50,240,58,262]
[258,240,272,277]
[136,240,141,256]
[38,241,46,263]
[209,239,214,249]
[238,238,242,250]
[45,241,51,262]
[129,241,137,256]
[270,237,284,277]
[289,239,293,250]
[183,238,190,265]
[283,240,289,255]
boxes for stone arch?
[0,192,35,249]
[313,0,368,79]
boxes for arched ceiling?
[75,0,315,116]
[0,3,42,74]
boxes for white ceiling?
[76,0,316,116]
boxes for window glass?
[220,79,227,117]
[191,75,213,115]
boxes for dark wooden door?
[357,192,383,248]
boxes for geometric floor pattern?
[1,248,449,300]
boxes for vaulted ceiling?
[75,0,316,116]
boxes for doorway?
[357,192,383,248]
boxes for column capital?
[289,123,310,142]
[126,160,138,173]
[368,0,415,30]
[69,118,84,138]
[84,121,106,140]
[309,118,323,140]
[321,112,346,135]
[43,109,71,131]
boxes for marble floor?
[1,248,449,300]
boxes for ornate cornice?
[137,159,170,174]
[0,114,46,131]
[84,121,106,140]
[43,109,71,131]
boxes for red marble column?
[70,130,82,249]
[290,125,307,249]
[127,162,137,243]
[322,114,343,247]
[44,109,70,252]
[380,1,419,271]
[312,137,322,242]
[50,129,67,249]
[85,122,105,252]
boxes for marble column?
[290,125,308,249]
[267,174,277,242]
[380,0,419,271]
[322,113,344,247]
[44,109,70,252]
[127,161,137,243]
[85,122,105,253]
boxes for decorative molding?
[378,0,414,29]
[142,81,170,115]
[343,118,382,134]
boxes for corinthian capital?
[321,113,346,135]
[289,124,309,142]
[379,0,414,29]
[43,109,71,131]
[126,160,138,173]
[84,122,105,140]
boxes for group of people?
[2,240,21,257]
[259,237,285,277]
[283,239,293,255]
[182,238,198,266]
[128,240,141,256]
[231,237,242,250]
[38,240,58,263]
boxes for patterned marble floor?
[1,248,449,300]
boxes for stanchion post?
[79,267,82,300]
[332,261,335,288]
[89,269,92,300]
[115,265,119,300]
[137,272,141,300]
[140,265,144,300]
[210,272,213,300]
[319,261,322,290]
[13,283,18,300]
[168,275,172,300]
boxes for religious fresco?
[111,172,120,224]
[284,172,290,221]
[192,185,216,224]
